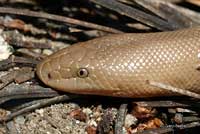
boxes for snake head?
[36,41,107,95]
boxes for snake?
[36,27,200,98]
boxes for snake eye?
[77,68,89,78]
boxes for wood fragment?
[134,0,199,27]
[0,17,78,43]
[134,100,200,107]
[176,107,196,113]
[0,55,39,70]
[0,71,15,90]
[0,0,37,5]
[0,7,122,34]
[0,67,34,90]
[16,48,45,60]
[0,83,60,104]
[91,0,178,30]
[114,104,127,134]
[14,67,34,84]
[134,0,200,27]
[183,116,200,122]
[97,109,115,134]
[3,30,51,49]
[135,127,173,134]
[11,99,54,112]
[0,18,47,35]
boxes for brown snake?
[36,27,200,98]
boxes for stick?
[114,103,127,134]
[0,7,122,34]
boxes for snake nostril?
[47,73,52,79]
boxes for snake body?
[36,27,200,98]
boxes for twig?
[0,7,122,34]
[11,99,54,111]
[134,0,198,27]
[114,103,127,134]
[97,109,115,134]
[136,127,173,134]
[3,30,52,49]
[0,18,47,35]
[16,48,45,60]
[183,116,200,123]
[148,81,200,99]
[0,55,39,70]
[14,67,34,83]
[133,100,200,107]
[0,95,77,122]
[90,0,178,31]
[0,83,60,104]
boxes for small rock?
[122,127,127,134]
[83,107,93,120]
[124,114,138,128]
[86,126,97,134]
[83,108,93,116]
[174,113,183,124]
[6,121,18,134]
[35,109,44,116]
[0,108,10,119]
[43,49,53,55]
[87,119,98,127]
[0,34,13,61]
[93,105,103,119]
[32,48,42,54]
[69,109,87,122]
[14,116,25,124]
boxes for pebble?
[0,33,13,61]
[125,114,138,128]
[43,49,53,55]
[87,119,98,127]
[83,108,93,115]
[174,113,183,124]
[14,116,25,124]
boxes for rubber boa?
[36,27,200,98]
